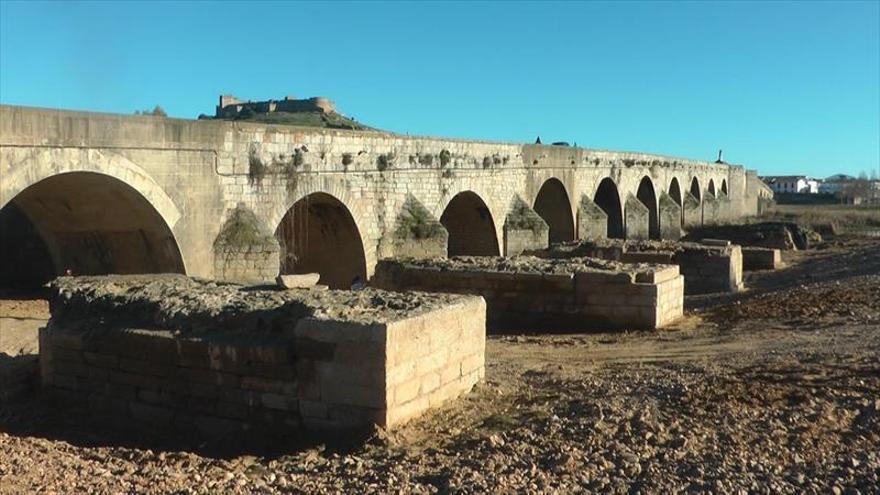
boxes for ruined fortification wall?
[38,276,486,434]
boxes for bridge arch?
[668,177,684,228]
[689,177,702,202]
[593,178,624,239]
[721,179,728,196]
[533,178,575,244]
[636,176,660,239]
[440,191,500,256]
[275,192,367,289]
[708,179,717,198]
[668,177,683,205]
[0,172,185,289]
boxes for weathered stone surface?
[213,203,280,283]
[658,192,682,240]
[577,195,607,241]
[276,273,320,289]
[625,194,649,241]
[1,105,762,286]
[373,256,683,330]
[682,191,702,228]
[40,275,486,435]
[741,246,783,270]
[537,238,744,295]
[391,194,448,259]
[503,196,549,256]
[701,238,731,247]
[703,195,721,225]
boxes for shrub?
[377,153,396,171]
[439,149,452,166]
[248,148,267,186]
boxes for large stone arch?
[593,177,625,239]
[1,147,182,234]
[268,180,376,279]
[533,177,575,244]
[668,177,683,206]
[721,179,728,196]
[690,177,702,203]
[635,176,660,239]
[440,191,500,256]
[0,171,186,289]
[708,179,717,198]
[274,192,368,289]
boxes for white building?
[762,175,820,194]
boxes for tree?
[135,105,167,117]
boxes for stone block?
[276,273,320,289]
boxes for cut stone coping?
[48,274,471,336]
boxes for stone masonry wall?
[372,260,683,330]
[741,247,783,271]
[39,298,486,435]
[536,240,744,295]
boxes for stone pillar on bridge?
[391,194,448,259]
[503,195,549,256]
[576,195,607,241]
[213,203,280,284]
[715,192,732,223]
[703,195,721,225]
[682,191,702,229]
[625,194,650,241]
[658,192,682,240]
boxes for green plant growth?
[248,148,267,186]
[439,149,452,166]
[342,153,354,166]
[505,197,548,233]
[419,153,434,166]
[394,197,445,240]
[214,204,276,250]
[377,153,396,171]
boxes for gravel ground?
[1,239,878,494]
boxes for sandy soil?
[1,239,878,493]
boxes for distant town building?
[215,94,336,118]
[761,175,820,194]
[818,174,855,195]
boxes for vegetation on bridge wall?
[213,203,279,283]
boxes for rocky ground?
[398,255,659,276]
[1,236,879,493]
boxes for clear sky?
[1,0,878,178]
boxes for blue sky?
[1,1,878,178]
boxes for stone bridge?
[0,105,766,290]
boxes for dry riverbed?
[1,239,879,493]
